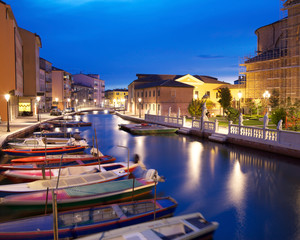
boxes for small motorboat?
[7,137,88,150]
[0,197,178,240]
[0,169,161,212]
[1,145,87,157]
[3,161,139,182]
[0,168,129,197]
[119,123,178,135]
[80,212,219,240]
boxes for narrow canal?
[1,111,300,240]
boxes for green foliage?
[205,99,216,110]
[244,98,256,115]
[271,108,286,126]
[286,106,300,131]
[269,89,280,109]
[218,87,232,112]
[225,107,239,123]
[188,99,204,118]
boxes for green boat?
[119,123,178,135]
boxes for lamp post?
[237,91,242,112]
[83,99,86,107]
[67,98,70,108]
[138,97,142,118]
[75,99,78,111]
[263,90,271,113]
[4,94,10,132]
[36,96,41,122]
[94,99,96,106]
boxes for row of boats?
[0,115,219,239]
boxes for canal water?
[1,111,300,240]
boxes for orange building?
[0,2,23,121]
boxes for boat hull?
[0,197,177,240]
[0,178,155,213]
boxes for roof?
[283,0,300,8]
[135,79,193,89]
[133,74,223,85]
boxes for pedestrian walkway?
[0,113,59,147]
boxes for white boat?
[7,137,88,149]
[79,212,219,240]
[0,168,129,197]
[3,161,140,182]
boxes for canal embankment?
[115,111,300,159]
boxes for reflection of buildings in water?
[184,141,203,192]
[227,161,247,227]
[229,149,279,205]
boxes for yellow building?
[128,74,230,116]
[240,0,300,104]
[105,89,128,107]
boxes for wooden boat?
[7,137,88,149]
[0,197,177,240]
[0,155,115,171]
[3,161,139,182]
[0,173,158,212]
[33,130,81,138]
[1,145,87,157]
[49,119,92,127]
[119,123,178,135]
[0,168,129,197]
[80,212,219,240]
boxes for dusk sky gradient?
[7,0,282,89]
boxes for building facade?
[39,58,52,112]
[128,74,227,117]
[240,0,300,104]
[72,74,105,107]
[0,2,23,121]
[52,67,73,110]
[105,89,128,107]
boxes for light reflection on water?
[0,112,299,240]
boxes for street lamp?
[36,96,41,122]
[67,98,70,108]
[237,91,242,112]
[94,99,96,106]
[83,99,86,107]
[263,90,271,113]
[138,97,142,118]
[4,94,10,132]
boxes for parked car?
[50,108,62,116]
[64,107,75,113]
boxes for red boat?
[1,145,86,157]
[0,154,116,171]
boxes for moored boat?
[119,123,178,135]
[80,212,219,240]
[3,161,139,182]
[1,145,87,156]
[0,197,178,240]
[7,137,88,149]
[0,170,160,212]
[0,168,129,197]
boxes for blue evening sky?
[6,0,281,89]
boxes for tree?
[269,89,280,109]
[225,107,239,123]
[188,99,204,118]
[218,87,232,115]
[245,98,256,115]
[271,108,287,126]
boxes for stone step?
[177,127,191,135]
[208,133,228,143]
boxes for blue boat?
[0,197,177,240]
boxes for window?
[171,90,176,98]
[145,91,147,97]
[137,92,139,98]
[141,92,144,97]
[216,92,219,98]
[153,104,155,110]
[149,91,151,97]
[158,90,160,96]
[153,90,155,97]
[206,91,210,98]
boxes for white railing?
[229,124,278,142]
[145,114,184,127]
